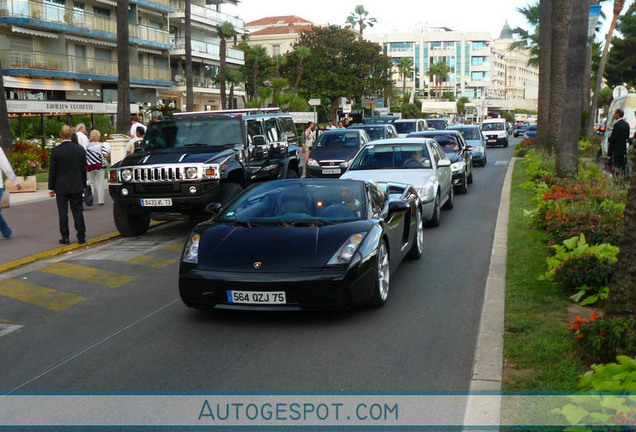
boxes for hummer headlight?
[185,167,198,179]
[121,169,132,182]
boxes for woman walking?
[86,130,110,206]
[0,146,21,239]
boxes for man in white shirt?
[327,120,337,130]
[0,146,22,239]
[74,123,90,149]
[130,115,147,137]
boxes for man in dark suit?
[608,108,630,176]
[49,125,87,244]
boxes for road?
[1,139,518,395]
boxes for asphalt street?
[0,139,518,394]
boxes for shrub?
[569,311,636,365]
[542,234,619,305]
[513,138,536,157]
[7,142,48,178]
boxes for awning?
[138,48,163,55]
[65,35,117,48]
[11,26,58,39]
[94,0,117,6]
[3,77,80,91]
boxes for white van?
[601,88,636,163]
[481,118,509,147]
[393,119,429,138]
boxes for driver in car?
[403,150,425,166]
[340,186,362,215]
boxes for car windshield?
[431,136,460,152]
[143,116,243,150]
[351,126,384,141]
[315,131,361,149]
[452,128,480,141]
[527,124,537,131]
[349,144,432,170]
[427,119,447,130]
[482,122,505,131]
[363,116,397,124]
[217,181,367,224]
[394,122,416,134]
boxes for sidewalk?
[1,183,120,269]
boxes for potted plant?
[5,143,47,192]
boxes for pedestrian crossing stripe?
[118,255,177,269]
[0,323,24,338]
[37,262,136,288]
[0,279,86,311]
[162,242,184,252]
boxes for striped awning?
[65,35,117,48]
[11,26,58,39]
[94,0,117,6]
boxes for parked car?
[341,138,453,227]
[407,131,474,194]
[524,123,537,139]
[362,115,400,125]
[426,118,449,130]
[393,119,429,138]
[306,129,371,178]
[446,124,487,166]
[348,124,399,141]
[481,118,509,147]
[514,124,528,137]
[179,179,424,310]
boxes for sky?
[225,0,633,41]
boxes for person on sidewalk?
[0,146,22,239]
[74,123,90,150]
[608,108,630,177]
[130,115,147,137]
[49,125,87,245]
[86,129,109,206]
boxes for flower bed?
[7,142,49,178]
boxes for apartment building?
[370,27,492,100]
[244,15,313,56]
[164,0,245,111]
[0,0,245,120]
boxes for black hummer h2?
[108,108,301,236]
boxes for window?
[471,56,485,66]
[94,48,111,62]
[153,56,168,68]
[73,2,85,25]
[471,72,485,81]
[472,41,486,50]
[431,41,442,48]
[443,41,454,48]
[391,42,413,52]
[44,0,64,22]
[272,45,280,56]
[264,118,281,142]
[148,20,162,30]
[93,6,111,17]
[280,118,298,144]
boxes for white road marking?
[494,161,509,166]
[0,324,24,338]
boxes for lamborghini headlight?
[328,232,367,265]
[182,233,201,263]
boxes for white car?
[340,138,453,227]
[393,119,429,138]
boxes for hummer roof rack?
[178,107,283,117]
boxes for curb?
[0,221,166,274]
[463,157,517,428]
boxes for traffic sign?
[308,98,321,106]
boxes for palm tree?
[249,45,269,101]
[217,21,237,110]
[536,0,552,152]
[556,0,588,178]
[116,0,130,134]
[396,57,414,96]
[426,61,450,101]
[271,55,287,103]
[226,68,243,109]
[293,45,311,94]
[589,0,626,137]
[546,0,572,153]
[345,5,377,41]
[0,59,13,152]
[509,3,539,67]
[606,154,636,314]
[184,0,193,111]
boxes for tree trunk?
[556,0,587,178]
[402,75,406,96]
[219,38,227,110]
[606,151,636,314]
[536,0,552,153]
[546,0,572,153]
[116,0,130,134]
[252,61,259,101]
[185,0,194,112]
[294,63,304,94]
[0,59,14,153]
[589,1,624,139]
[229,83,235,109]
[582,41,593,137]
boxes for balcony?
[170,1,244,29]
[172,75,245,93]
[1,50,171,83]
[134,0,170,8]
[0,0,169,46]
[171,37,244,63]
